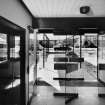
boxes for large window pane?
[0,33,7,62]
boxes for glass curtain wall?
[35,33,81,104]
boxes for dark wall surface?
[33,17,105,34]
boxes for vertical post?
[97,33,99,79]
[34,29,38,83]
[80,35,82,68]
[43,33,45,68]
[7,35,10,60]
[20,30,26,105]
[48,39,49,53]
[102,36,103,59]
[73,35,74,53]
[65,34,67,101]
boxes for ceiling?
[23,0,105,17]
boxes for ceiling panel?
[23,0,105,17]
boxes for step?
[48,51,66,54]
[98,94,105,97]
[54,57,84,62]
[54,47,71,51]
[54,57,68,62]
[53,92,78,104]
[53,77,84,80]
[53,92,78,97]
[99,64,105,70]
[69,57,84,62]
[54,63,78,71]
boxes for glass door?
[81,33,98,81]
[65,35,80,104]
[0,16,25,105]
[0,33,22,105]
[53,34,79,104]
[66,35,83,79]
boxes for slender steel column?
[43,33,45,68]
[97,33,99,79]
[73,35,74,53]
[80,35,82,68]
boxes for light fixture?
[80,6,90,14]
[27,25,34,33]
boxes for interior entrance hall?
[1,0,105,105]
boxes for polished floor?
[30,70,105,105]
[30,86,105,105]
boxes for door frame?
[0,16,26,105]
[79,28,99,80]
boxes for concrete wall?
[0,0,32,28]
[0,0,32,105]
